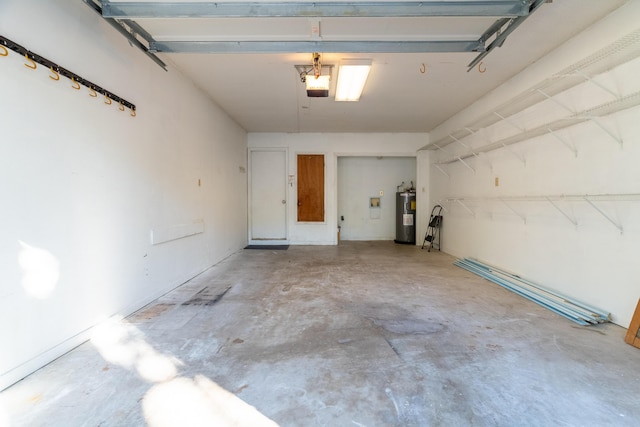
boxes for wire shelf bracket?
[583,196,623,234]
[546,128,578,157]
[500,198,526,224]
[434,164,450,179]
[545,197,578,229]
[440,194,640,232]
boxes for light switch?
[379,190,384,196]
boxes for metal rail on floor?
[455,258,610,325]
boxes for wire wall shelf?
[439,193,640,234]
[422,28,640,155]
[434,91,640,166]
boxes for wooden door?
[297,154,324,222]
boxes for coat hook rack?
[1,34,136,114]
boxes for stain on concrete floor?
[127,303,174,322]
[182,286,232,306]
[3,241,640,427]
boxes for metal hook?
[130,108,136,117]
[420,63,426,74]
[104,95,112,105]
[24,54,37,69]
[0,44,8,57]
[49,67,60,81]
[88,87,97,97]
[478,61,486,73]
[119,102,125,111]
[71,77,81,90]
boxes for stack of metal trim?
[454,258,611,326]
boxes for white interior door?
[250,149,287,242]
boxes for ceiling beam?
[101,1,530,19]
[467,0,547,71]
[83,0,167,70]
[149,40,485,54]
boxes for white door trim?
[248,147,289,245]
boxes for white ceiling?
[103,0,628,133]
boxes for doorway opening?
[337,156,416,241]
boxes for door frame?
[248,147,289,245]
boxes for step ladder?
[421,205,443,252]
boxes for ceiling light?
[335,59,372,102]
[294,52,334,98]
[306,75,331,98]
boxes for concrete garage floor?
[2,241,640,426]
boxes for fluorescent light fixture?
[335,59,372,101]
[306,74,330,97]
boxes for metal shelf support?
[440,194,639,232]
[536,88,575,114]
[588,117,623,147]
[501,143,526,166]
[433,142,475,173]
[456,156,476,173]
[501,199,526,224]
[451,134,492,170]
[424,29,640,152]
[434,164,450,179]
[494,111,525,132]
[574,69,620,99]
[546,128,578,157]
[583,197,623,234]
[456,199,476,217]
[494,112,527,165]
[546,197,577,228]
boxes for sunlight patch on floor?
[91,316,279,426]
[143,375,279,427]
[91,316,180,383]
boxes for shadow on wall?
[91,317,278,427]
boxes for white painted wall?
[0,0,247,390]
[427,2,640,327]
[248,133,427,244]
[338,157,416,240]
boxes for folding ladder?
[421,205,443,252]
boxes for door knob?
[297,201,302,206]
[282,200,286,204]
